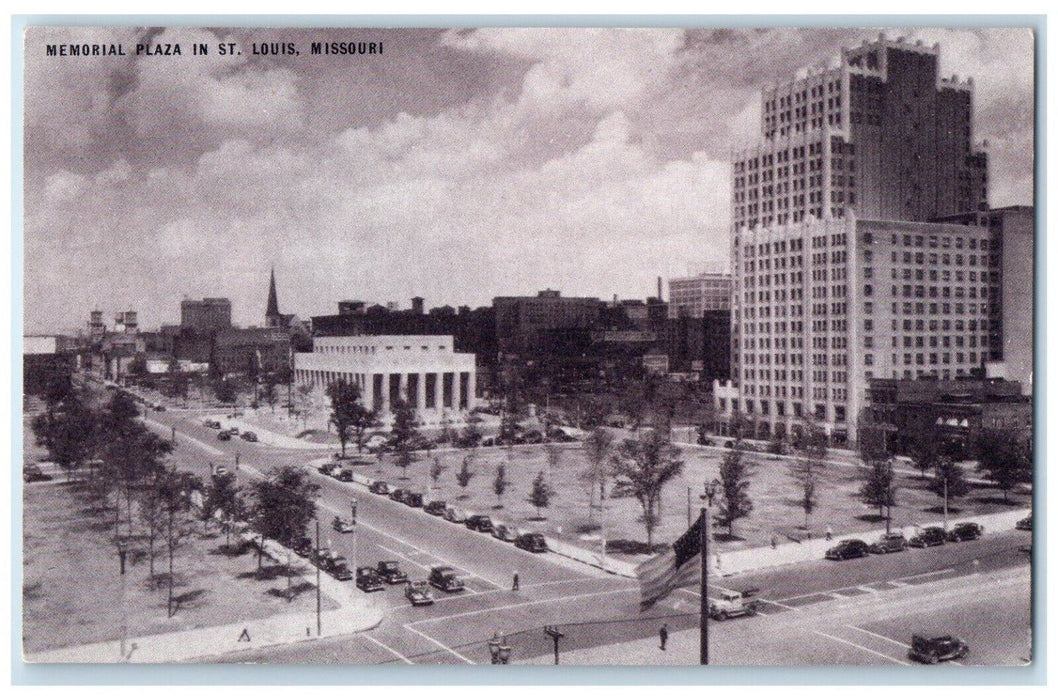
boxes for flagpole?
[700,506,709,666]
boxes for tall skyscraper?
[720,36,1002,446]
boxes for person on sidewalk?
[825,526,833,541]
[659,623,669,651]
[512,571,520,591]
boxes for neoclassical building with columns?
[294,335,477,424]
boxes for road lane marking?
[407,586,638,626]
[846,625,910,649]
[813,630,910,666]
[362,633,414,664]
[889,581,911,587]
[759,598,798,611]
[403,624,476,664]
[900,568,956,581]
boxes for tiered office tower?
[723,36,996,446]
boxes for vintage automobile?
[217,430,232,441]
[325,554,353,581]
[1016,514,1033,531]
[491,522,518,542]
[403,492,424,508]
[318,463,341,477]
[332,516,355,533]
[908,527,948,548]
[368,480,391,495]
[376,560,408,584]
[240,431,258,442]
[465,514,494,532]
[424,500,448,516]
[825,539,870,560]
[515,532,548,553]
[338,469,355,482]
[355,566,385,592]
[908,634,970,664]
[291,536,313,557]
[404,580,434,606]
[349,453,377,466]
[203,419,222,429]
[428,565,465,592]
[23,464,54,483]
[389,488,408,503]
[708,588,760,621]
[947,522,984,542]
[869,532,908,554]
[443,506,467,524]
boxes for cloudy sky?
[23,25,1034,334]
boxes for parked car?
[240,431,258,442]
[355,566,384,592]
[23,465,54,483]
[908,527,948,548]
[389,488,408,503]
[521,430,544,444]
[908,634,969,664]
[376,560,408,584]
[1016,514,1032,531]
[708,588,760,621]
[947,522,984,542]
[825,539,870,560]
[443,506,467,523]
[368,480,390,495]
[318,463,341,477]
[404,580,434,606]
[465,514,494,532]
[338,469,354,482]
[217,430,232,441]
[292,536,313,557]
[326,555,353,581]
[492,523,518,542]
[424,500,448,516]
[404,492,424,508]
[515,532,548,553]
[203,419,222,429]
[869,532,908,554]
[428,566,465,592]
[332,516,355,533]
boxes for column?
[381,373,391,415]
[399,372,408,404]
[416,373,427,413]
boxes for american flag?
[635,512,704,609]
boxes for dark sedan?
[465,514,494,532]
[368,480,390,495]
[424,500,447,516]
[869,533,908,554]
[376,560,408,584]
[515,532,548,553]
[947,522,984,542]
[825,539,870,560]
[428,566,465,592]
[355,566,384,592]
[908,527,948,548]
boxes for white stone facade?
[294,335,476,424]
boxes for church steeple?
[266,267,280,326]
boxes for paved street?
[135,409,1034,666]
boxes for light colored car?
[405,580,434,606]
[708,589,759,621]
[443,506,467,523]
[491,522,518,542]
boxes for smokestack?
[657,276,663,301]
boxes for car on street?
[428,566,465,592]
[444,506,467,523]
[203,419,222,429]
[332,516,355,533]
[1016,514,1032,531]
[369,480,391,495]
[825,539,870,560]
[318,463,341,477]
[389,488,408,503]
[217,430,232,441]
[492,522,518,542]
[240,431,258,442]
[376,560,408,584]
[292,536,313,557]
[403,492,424,508]
[338,469,354,482]
[405,580,434,606]
[908,527,948,548]
[708,589,759,621]
[23,464,54,483]
[325,554,353,581]
[947,522,984,542]
[869,532,908,554]
[424,500,447,516]
[465,514,494,532]
[355,566,385,592]
[908,634,969,664]
[515,532,548,553]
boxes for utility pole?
[351,499,359,575]
[687,486,692,528]
[942,476,949,531]
[699,506,710,666]
[544,626,564,665]
[315,519,321,636]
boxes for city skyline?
[23,26,1034,334]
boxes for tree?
[203,472,243,547]
[715,440,754,536]
[528,471,555,518]
[610,431,684,549]
[458,419,482,448]
[975,427,1032,503]
[30,391,98,482]
[262,375,279,413]
[909,438,944,479]
[388,398,422,480]
[429,457,448,496]
[928,456,971,514]
[455,454,475,498]
[859,460,898,532]
[157,469,198,617]
[580,427,614,523]
[248,466,319,547]
[499,409,520,453]
[493,463,509,508]
[327,379,375,458]
[213,378,238,405]
[789,422,827,531]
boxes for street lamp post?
[544,626,564,665]
[315,519,322,636]
[117,538,128,662]
[351,498,358,575]
[488,632,501,664]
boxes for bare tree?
[580,427,614,524]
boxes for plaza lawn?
[362,440,1029,562]
[22,480,338,654]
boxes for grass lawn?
[361,440,1029,562]
[22,479,338,654]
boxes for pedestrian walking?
[825,526,833,541]
[659,623,669,651]
[512,570,520,591]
